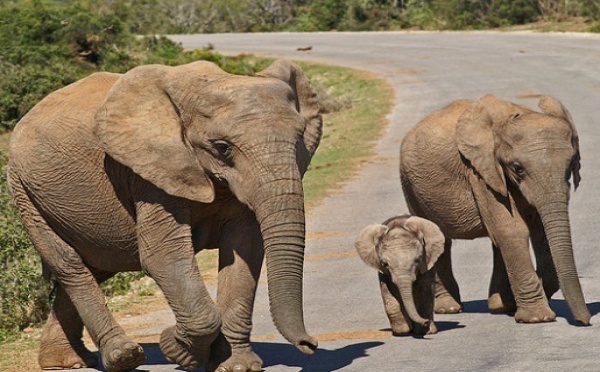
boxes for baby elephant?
[355,215,444,335]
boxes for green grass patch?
[301,63,393,208]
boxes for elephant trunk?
[253,175,318,355]
[539,196,591,325]
[396,275,430,327]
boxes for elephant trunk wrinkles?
[539,197,591,325]
[396,275,430,327]
[253,177,317,355]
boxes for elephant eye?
[212,141,233,158]
[512,162,525,177]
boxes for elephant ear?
[456,94,516,198]
[95,62,226,203]
[256,59,323,175]
[538,95,581,190]
[355,224,389,270]
[403,216,445,273]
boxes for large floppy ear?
[403,216,445,273]
[538,95,581,190]
[256,59,323,175]
[355,224,389,270]
[95,62,226,203]
[456,94,515,197]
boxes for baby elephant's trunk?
[397,276,430,327]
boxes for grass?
[0,60,393,370]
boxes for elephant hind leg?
[434,239,462,314]
[39,270,116,370]
[39,283,98,370]
[10,181,145,371]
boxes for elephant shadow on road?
[89,341,385,371]
[252,341,384,372]
[461,299,600,326]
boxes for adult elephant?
[7,59,321,372]
[399,94,590,325]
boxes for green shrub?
[0,154,50,342]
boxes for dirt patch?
[252,330,391,342]
[397,69,425,75]
[515,93,543,99]
[305,250,357,262]
[307,231,346,241]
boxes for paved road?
[81,32,600,371]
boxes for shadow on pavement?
[253,340,384,371]
[550,299,600,326]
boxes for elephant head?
[355,216,445,327]
[456,94,590,325]
[95,59,321,353]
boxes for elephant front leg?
[207,215,264,372]
[135,190,221,370]
[488,244,516,313]
[529,216,560,299]
[472,181,555,323]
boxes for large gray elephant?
[355,215,444,336]
[400,94,590,325]
[7,59,321,372]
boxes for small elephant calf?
[355,215,444,335]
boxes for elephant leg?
[529,216,560,299]
[12,188,144,372]
[488,244,516,313]
[471,178,554,323]
[39,270,116,370]
[413,271,437,335]
[434,239,462,314]
[207,213,264,372]
[378,272,412,335]
[39,283,97,370]
[135,186,221,371]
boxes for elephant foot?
[488,293,517,313]
[39,342,98,370]
[515,305,556,323]
[101,336,145,372]
[209,348,263,372]
[414,321,437,335]
[434,294,462,314]
[38,318,98,370]
[160,325,214,371]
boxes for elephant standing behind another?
[7,59,321,372]
[400,95,590,325]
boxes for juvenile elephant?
[400,94,590,325]
[355,215,444,335]
[7,59,321,372]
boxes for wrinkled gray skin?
[7,59,321,372]
[355,215,444,335]
[400,94,590,325]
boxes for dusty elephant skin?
[355,215,445,335]
[7,59,321,372]
[400,94,591,325]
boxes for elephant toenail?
[251,363,262,371]
[530,317,539,322]
[233,365,245,372]
[216,367,228,372]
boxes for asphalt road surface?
[82,32,600,371]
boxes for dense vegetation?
[83,0,600,34]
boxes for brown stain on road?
[252,330,391,342]
[516,93,543,99]
[305,250,358,262]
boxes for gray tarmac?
[89,32,600,371]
